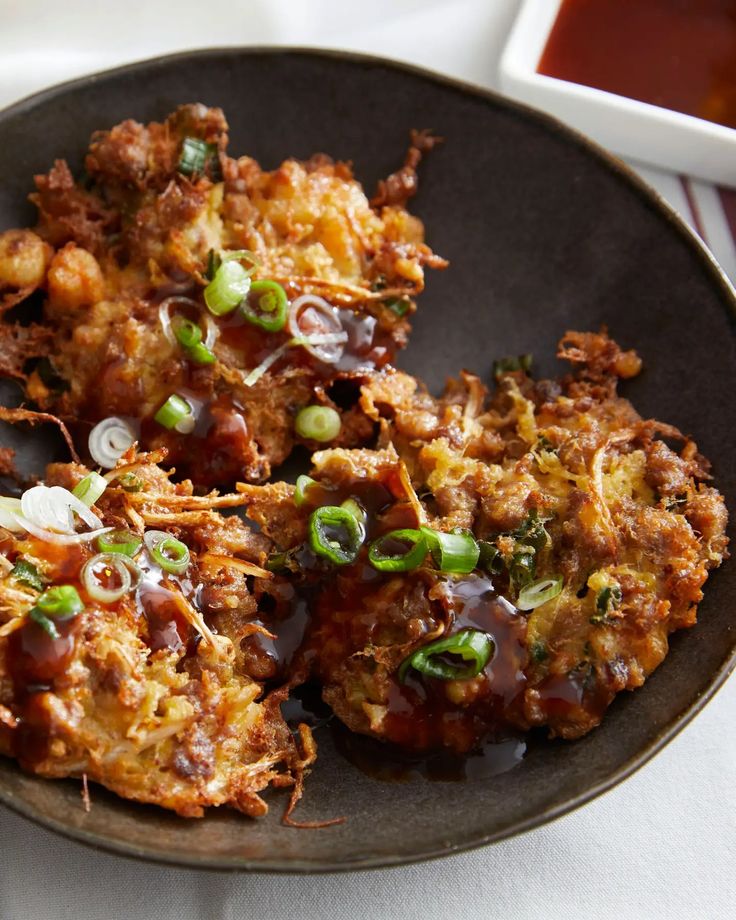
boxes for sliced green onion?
[341,498,368,528]
[154,394,195,434]
[205,249,221,281]
[178,137,216,176]
[509,548,536,590]
[204,260,251,316]
[36,584,83,620]
[295,405,341,442]
[117,472,143,493]
[29,607,60,639]
[591,584,623,624]
[398,629,493,682]
[513,510,550,553]
[421,527,479,574]
[96,529,142,557]
[478,540,504,575]
[368,529,427,573]
[517,576,563,611]
[384,296,411,318]
[240,280,288,332]
[72,472,108,507]
[308,506,364,565]
[11,559,45,592]
[173,317,202,349]
[493,353,533,379]
[294,475,317,507]
[186,342,216,365]
[144,530,190,574]
[81,553,140,604]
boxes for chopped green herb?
[591,584,623,624]
[117,472,143,493]
[513,509,550,554]
[384,297,411,318]
[11,559,44,592]
[530,641,548,663]
[492,353,533,379]
[478,541,504,575]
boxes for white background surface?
[0,2,734,918]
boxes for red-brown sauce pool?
[538,0,736,129]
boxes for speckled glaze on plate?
[0,48,734,872]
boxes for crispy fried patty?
[0,104,445,487]
[0,451,313,818]
[243,331,728,750]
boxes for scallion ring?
[516,576,563,611]
[35,584,84,620]
[287,295,346,364]
[72,472,108,507]
[144,530,191,574]
[0,497,23,532]
[240,280,288,332]
[308,506,364,565]
[295,405,341,442]
[96,529,142,557]
[154,394,196,434]
[421,527,480,574]
[478,540,504,575]
[81,553,141,604]
[88,417,136,469]
[172,317,216,365]
[173,317,202,349]
[178,137,216,176]
[341,498,367,528]
[368,529,428,573]
[294,475,317,507]
[186,342,216,365]
[398,629,494,682]
[204,259,251,316]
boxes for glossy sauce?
[376,575,528,751]
[332,724,526,783]
[136,297,394,487]
[134,553,198,654]
[538,0,736,129]
[294,470,529,756]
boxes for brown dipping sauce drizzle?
[281,470,531,769]
[139,296,394,486]
[6,534,212,766]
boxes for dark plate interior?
[0,48,734,872]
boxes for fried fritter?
[0,449,313,818]
[0,104,445,487]
[242,332,728,749]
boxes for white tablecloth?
[0,3,734,918]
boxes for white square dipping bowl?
[499,0,736,187]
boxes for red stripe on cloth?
[717,186,736,245]
[680,176,706,241]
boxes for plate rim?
[0,44,734,873]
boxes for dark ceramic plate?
[0,48,734,872]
